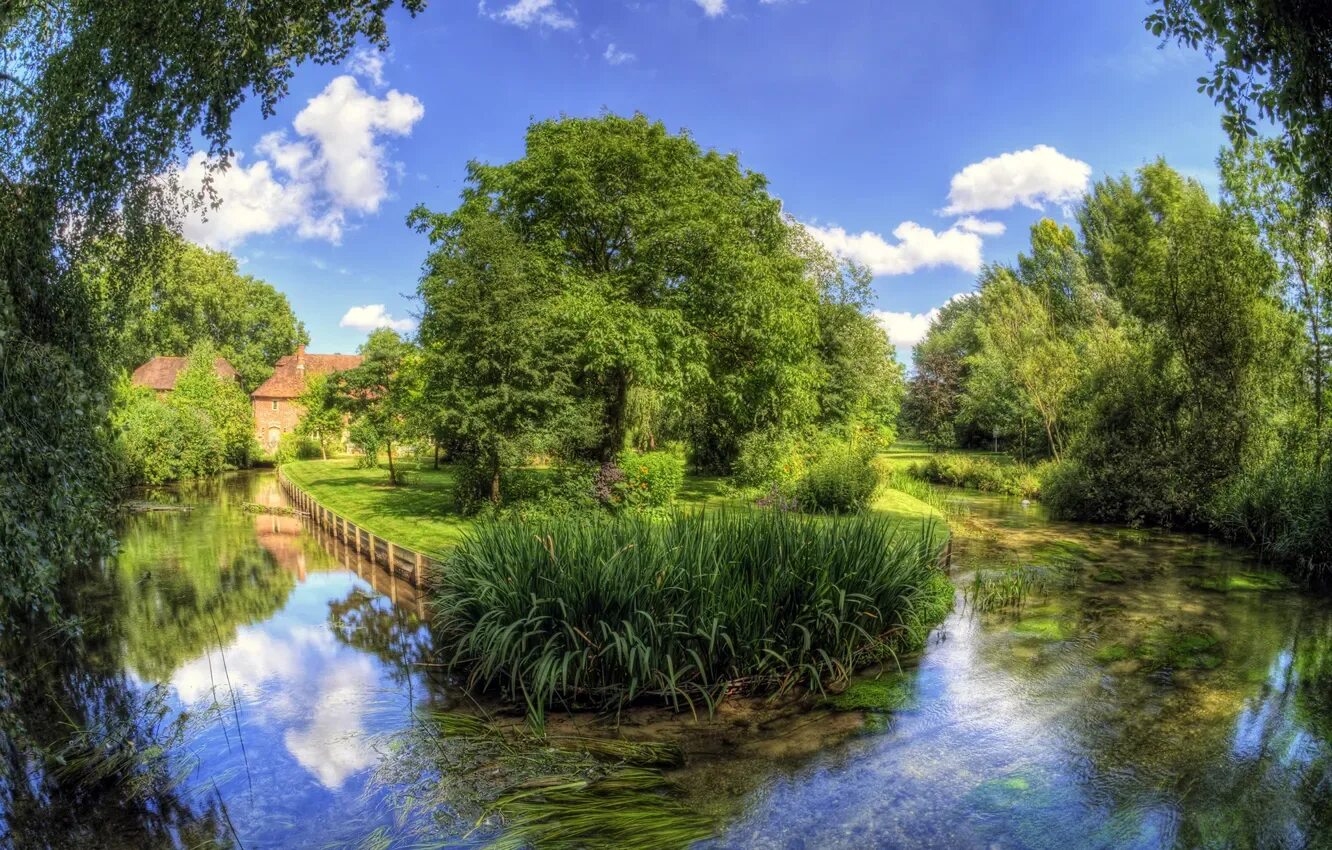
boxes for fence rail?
[277,468,440,587]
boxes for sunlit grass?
[433,510,953,723]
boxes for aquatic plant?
[821,672,915,712]
[964,565,1059,613]
[432,510,952,721]
[361,710,712,850]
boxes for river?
[7,471,1330,848]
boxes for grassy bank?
[281,457,945,557]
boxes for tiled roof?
[130,356,239,391]
[251,349,363,399]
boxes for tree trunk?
[599,368,631,461]
[433,441,440,469]
[386,440,397,484]
[490,454,502,504]
[1297,262,1325,469]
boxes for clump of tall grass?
[879,464,951,515]
[432,511,953,721]
[964,565,1059,613]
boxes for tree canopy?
[102,236,308,391]
[411,113,901,498]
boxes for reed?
[432,510,953,721]
[964,565,1059,613]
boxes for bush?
[115,384,225,484]
[433,510,952,720]
[732,428,812,497]
[456,460,602,519]
[908,453,1044,500]
[274,432,322,464]
[1207,457,1332,579]
[612,448,686,510]
[796,441,879,512]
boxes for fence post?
[414,551,423,586]
[387,541,396,576]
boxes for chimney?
[296,344,306,375]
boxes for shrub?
[433,510,952,721]
[612,448,686,510]
[796,441,879,512]
[115,385,225,484]
[908,453,1044,500]
[1207,457,1332,579]
[274,432,322,464]
[732,427,812,497]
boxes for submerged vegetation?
[364,710,713,850]
[433,510,951,722]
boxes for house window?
[271,400,279,411]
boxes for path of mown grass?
[282,456,944,558]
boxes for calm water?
[11,472,1332,848]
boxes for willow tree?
[1,0,425,625]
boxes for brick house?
[251,345,362,451]
[131,356,239,399]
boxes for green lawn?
[283,459,469,556]
[282,456,944,558]
[879,439,1018,470]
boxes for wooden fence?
[935,537,953,573]
[277,468,440,588]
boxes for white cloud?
[289,76,424,213]
[871,293,969,347]
[347,48,387,87]
[604,43,635,65]
[283,659,380,789]
[804,221,984,276]
[693,0,726,17]
[954,216,1006,236]
[178,75,423,249]
[340,304,416,332]
[486,0,575,29]
[942,144,1091,215]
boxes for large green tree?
[1052,161,1300,524]
[1221,138,1332,464]
[418,113,822,469]
[412,213,584,504]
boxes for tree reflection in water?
[0,563,237,849]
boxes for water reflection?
[3,472,446,849]
[6,474,1332,849]
[702,493,1332,849]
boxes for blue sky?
[180,0,1225,359]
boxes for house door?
[268,427,280,448]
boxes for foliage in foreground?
[433,510,952,722]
